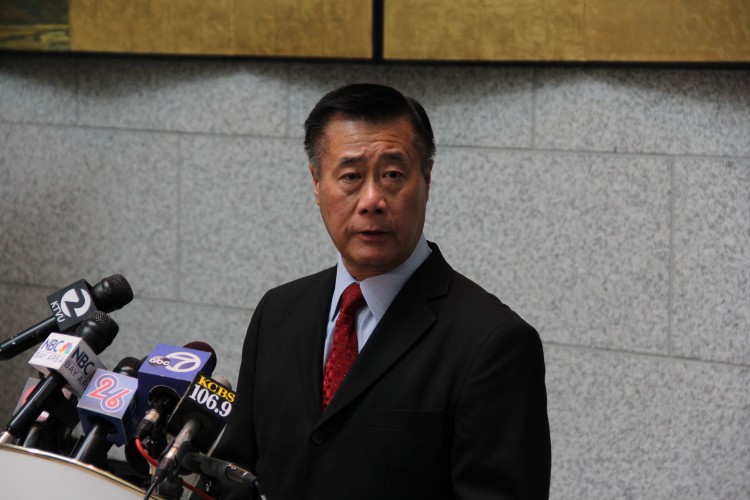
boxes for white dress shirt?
[322,234,432,365]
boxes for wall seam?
[543,340,750,370]
[1,119,749,163]
[175,137,183,301]
[0,279,257,313]
[0,119,293,141]
[439,143,750,162]
[73,56,80,124]
[530,68,538,149]
[284,62,292,138]
[667,158,677,356]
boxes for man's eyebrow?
[382,152,408,163]
[336,151,408,169]
[337,155,365,168]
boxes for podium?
[0,443,157,499]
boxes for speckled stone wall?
[1,54,748,499]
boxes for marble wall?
[1,53,748,498]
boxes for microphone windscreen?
[184,341,217,373]
[113,356,142,377]
[91,274,134,312]
[76,311,119,353]
[211,375,232,390]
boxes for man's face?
[311,114,432,280]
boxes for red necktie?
[322,283,365,411]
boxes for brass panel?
[384,0,585,61]
[586,0,750,61]
[0,0,69,50]
[14,0,744,61]
[69,0,371,58]
[233,0,372,58]
[70,0,233,54]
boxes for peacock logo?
[56,342,74,355]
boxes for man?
[216,83,550,499]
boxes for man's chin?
[343,252,403,280]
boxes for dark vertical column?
[373,0,384,62]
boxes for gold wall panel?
[233,0,371,58]
[585,0,750,61]
[70,0,233,54]
[384,0,585,61]
[9,0,747,61]
[69,0,372,58]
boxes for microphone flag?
[166,373,236,452]
[28,333,106,396]
[77,368,139,446]
[46,279,98,331]
[137,343,215,419]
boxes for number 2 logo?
[87,374,132,413]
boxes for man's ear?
[424,160,433,201]
[309,164,320,206]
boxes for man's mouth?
[357,230,389,239]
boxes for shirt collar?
[329,235,432,322]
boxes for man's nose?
[358,179,386,214]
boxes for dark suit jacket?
[216,243,551,499]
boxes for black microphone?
[14,378,78,454]
[131,342,218,481]
[69,356,142,468]
[0,311,119,444]
[181,453,266,500]
[150,373,236,490]
[0,274,133,361]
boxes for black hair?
[304,83,435,175]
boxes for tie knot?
[340,283,365,317]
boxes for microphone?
[0,311,119,444]
[0,274,133,361]
[13,377,78,453]
[134,341,217,441]
[150,374,236,490]
[70,356,142,467]
[181,453,266,500]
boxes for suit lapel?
[295,267,336,420]
[317,244,453,425]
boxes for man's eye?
[340,173,360,181]
[384,171,403,179]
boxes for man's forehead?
[322,117,416,160]
[322,115,414,148]
[323,113,414,134]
